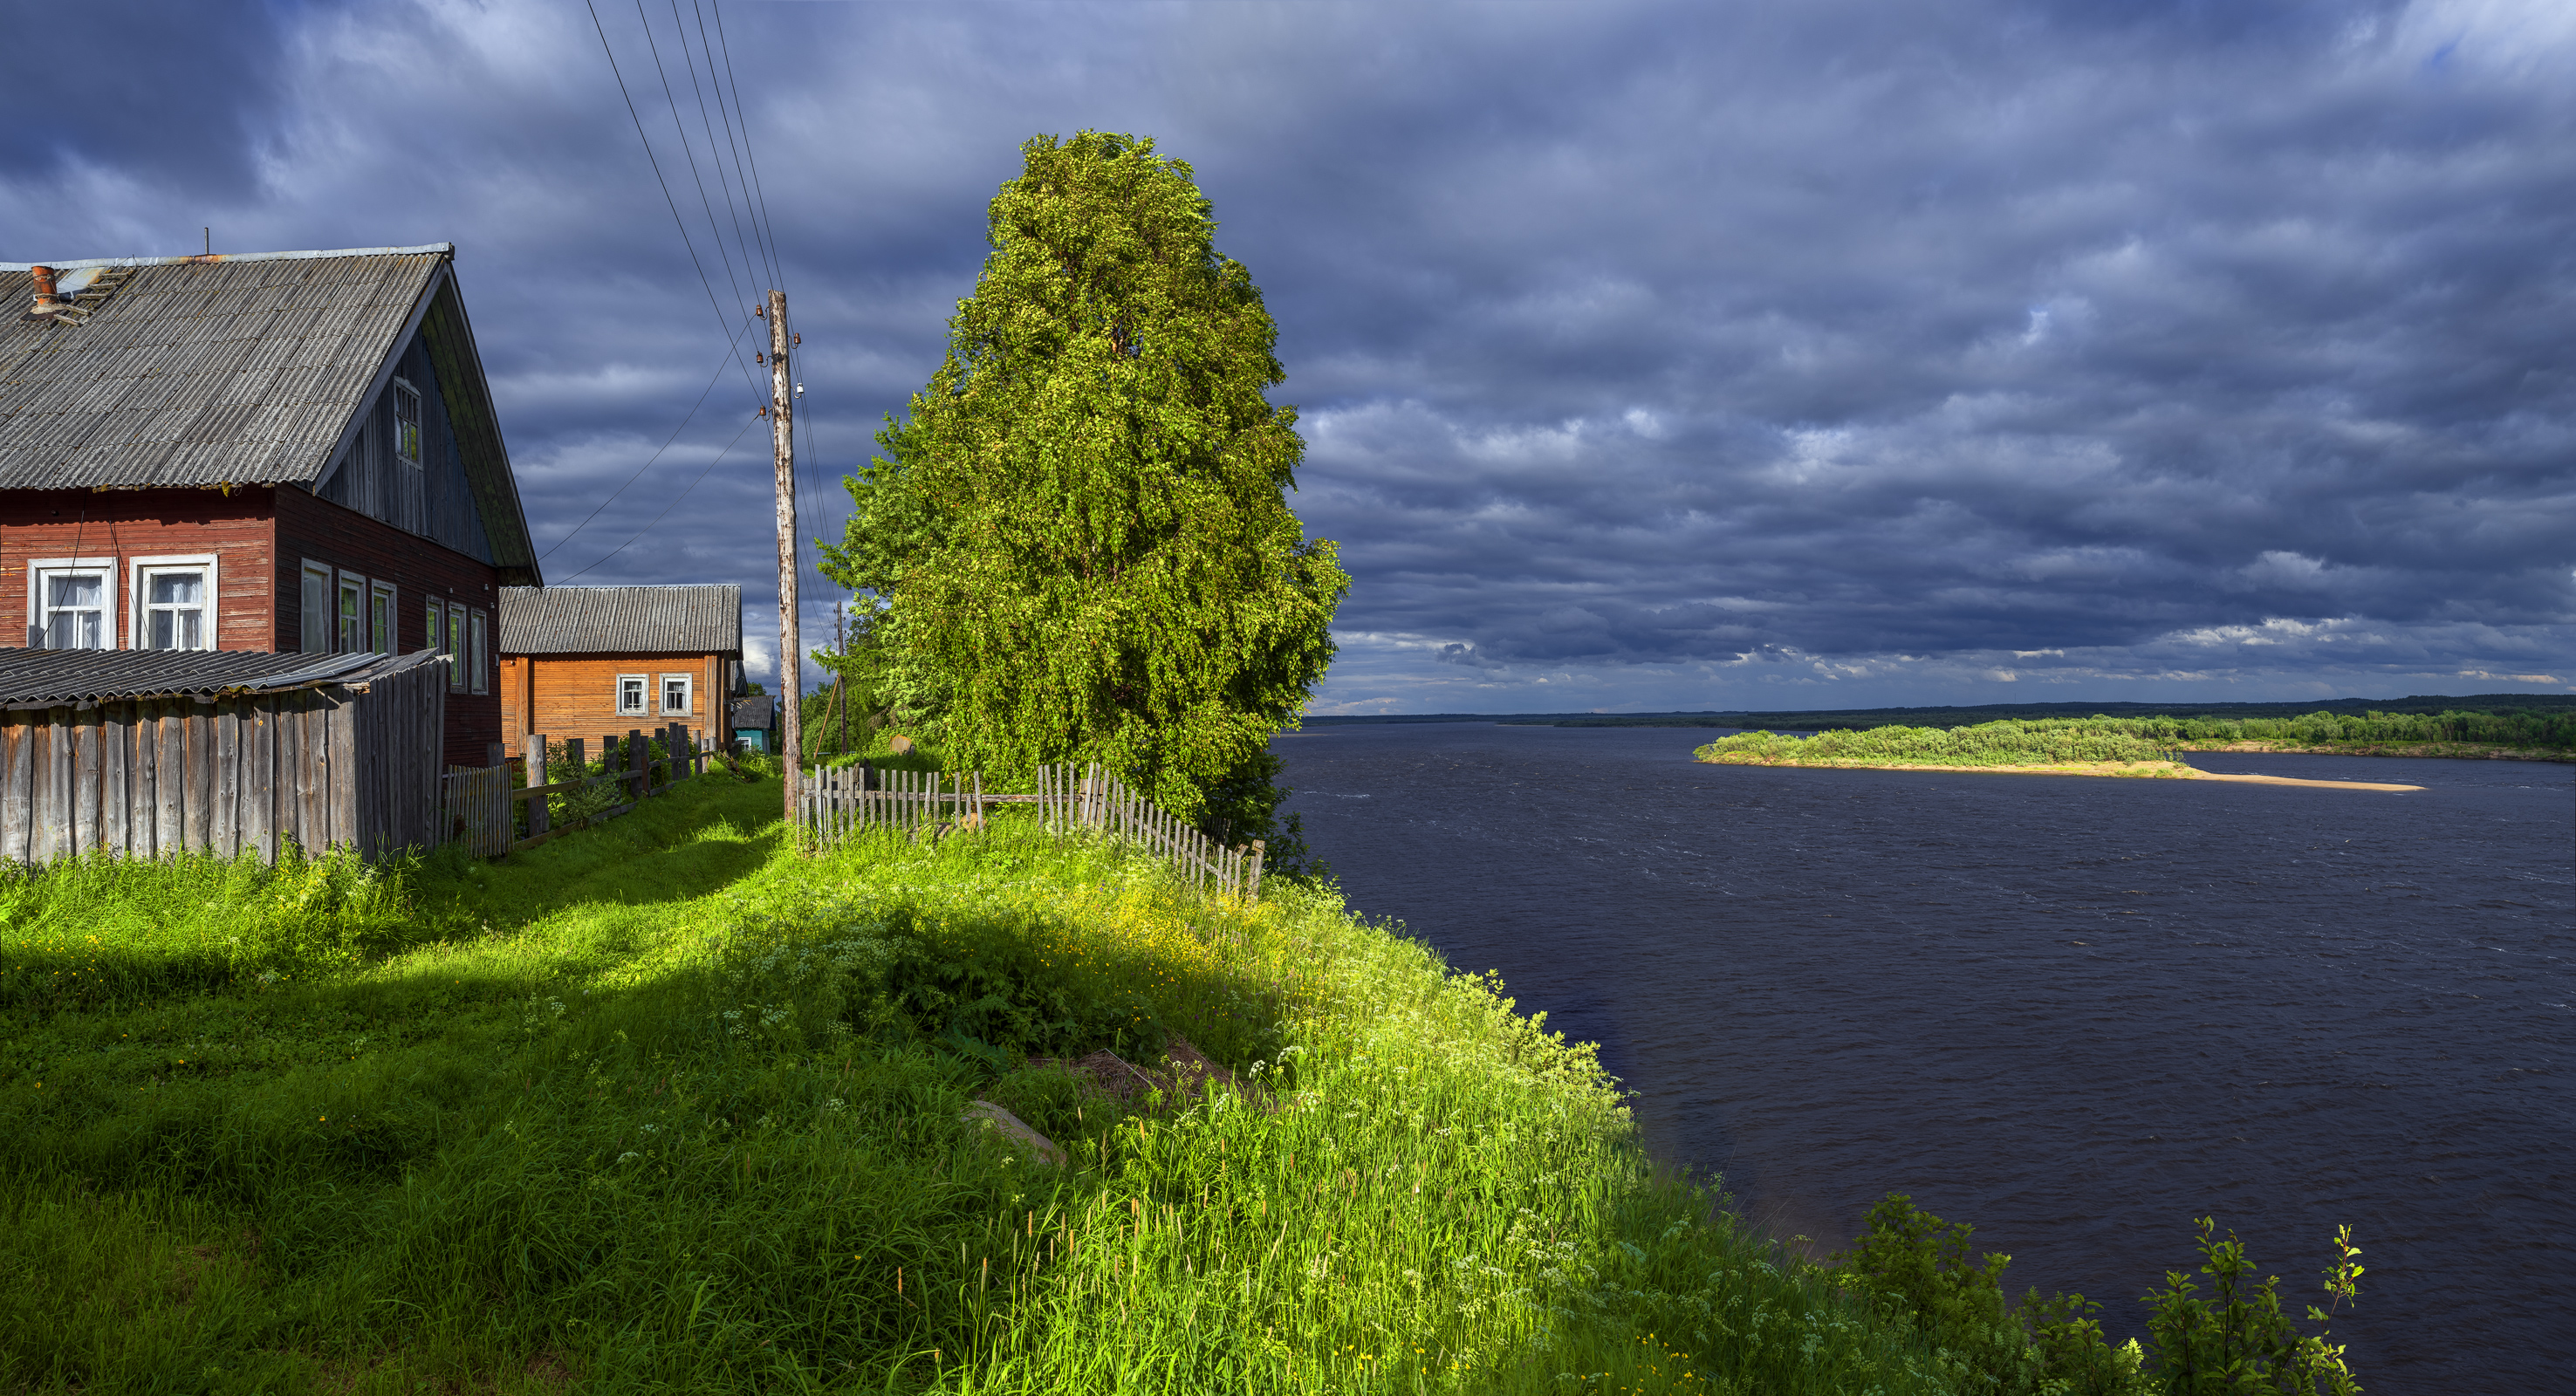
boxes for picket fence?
[800,760,1264,900]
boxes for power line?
[633,0,760,342]
[584,0,743,358]
[535,314,757,565]
[668,0,769,298]
[690,0,781,291]
[710,0,788,294]
[557,411,764,585]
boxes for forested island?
[1693,712,2567,782]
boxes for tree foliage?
[820,132,1347,844]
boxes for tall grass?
[0,773,1949,1393]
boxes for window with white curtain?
[660,674,693,715]
[29,558,115,650]
[132,555,217,651]
[616,674,648,715]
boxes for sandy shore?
[1702,757,2425,791]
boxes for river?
[1275,722,2573,1393]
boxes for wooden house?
[0,244,542,767]
[730,694,777,753]
[497,584,742,749]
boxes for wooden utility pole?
[768,289,800,827]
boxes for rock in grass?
[962,1099,1065,1167]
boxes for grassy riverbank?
[0,768,1963,1394]
[1696,715,2566,769]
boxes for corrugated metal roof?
[497,585,743,655]
[0,250,447,489]
[0,647,435,708]
[730,695,775,729]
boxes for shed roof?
[0,245,539,581]
[498,584,743,656]
[0,647,437,708]
[730,695,775,729]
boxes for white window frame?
[615,674,649,716]
[469,610,489,695]
[336,571,367,654]
[301,559,333,654]
[27,556,117,651]
[128,553,220,652]
[393,377,423,469]
[659,672,694,716]
[446,601,468,692]
[369,579,398,655]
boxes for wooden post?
[627,728,645,800]
[486,741,504,770]
[768,287,803,833]
[524,733,549,838]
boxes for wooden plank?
[274,691,303,857]
[300,690,328,852]
[153,701,183,856]
[211,701,240,858]
[183,701,213,853]
[1,715,29,865]
[99,704,128,856]
[242,697,274,863]
[70,706,101,857]
[328,688,358,852]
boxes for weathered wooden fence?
[0,650,449,865]
[483,723,710,855]
[801,760,1264,899]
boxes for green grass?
[0,768,1956,1393]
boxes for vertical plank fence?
[0,649,449,865]
[799,760,1263,899]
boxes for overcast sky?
[6,0,2570,713]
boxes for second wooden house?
[497,584,743,750]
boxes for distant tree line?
[1696,708,2574,766]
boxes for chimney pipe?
[29,265,67,310]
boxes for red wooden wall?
[0,485,504,765]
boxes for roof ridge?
[0,243,455,271]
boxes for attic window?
[394,379,422,468]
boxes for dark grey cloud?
[2,0,2566,708]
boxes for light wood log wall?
[0,656,449,866]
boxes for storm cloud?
[4,0,2568,711]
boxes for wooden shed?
[0,647,449,865]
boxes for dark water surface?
[1277,723,2573,1393]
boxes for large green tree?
[820,131,1347,847]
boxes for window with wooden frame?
[28,557,115,650]
[337,572,366,654]
[659,673,693,715]
[424,599,445,678]
[132,554,218,652]
[394,378,423,469]
[469,611,489,695]
[301,560,334,653]
[615,674,649,716]
[369,580,397,655]
[446,601,468,692]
